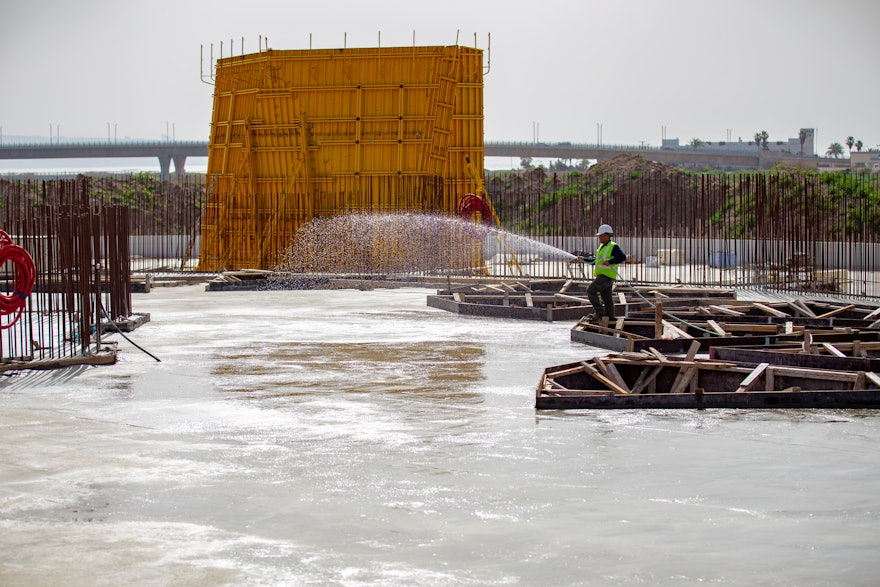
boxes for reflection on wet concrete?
[212,340,485,403]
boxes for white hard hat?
[596,224,613,235]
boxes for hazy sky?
[2,0,878,152]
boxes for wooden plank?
[853,340,863,358]
[793,299,818,318]
[554,292,591,305]
[685,340,701,361]
[655,302,664,338]
[618,292,627,306]
[666,342,704,394]
[802,330,814,354]
[603,358,739,370]
[708,304,745,316]
[707,320,727,336]
[717,323,780,333]
[816,304,855,319]
[866,372,880,388]
[736,362,770,392]
[549,379,570,391]
[593,357,611,377]
[580,361,630,394]
[545,365,587,379]
[524,292,534,307]
[865,307,880,320]
[631,364,666,394]
[596,358,631,393]
[753,302,790,318]
[0,349,117,372]
[452,292,462,302]
[581,321,650,338]
[669,366,698,394]
[559,279,573,293]
[765,366,775,391]
[662,319,694,339]
[854,371,866,390]
[710,346,880,374]
[821,343,847,358]
[768,365,859,382]
[647,347,669,362]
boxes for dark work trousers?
[587,274,616,319]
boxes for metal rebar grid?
[0,178,134,362]
[487,167,879,299]
[1,166,876,364]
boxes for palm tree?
[826,142,844,158]
[689,138,704,149]
[845,136,855,151]
[798,129,807,155]
[855,140,863,152]
[754,130,769,150]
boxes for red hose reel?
[0,230,36,329]
[457,193,494,226]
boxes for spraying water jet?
[268,212,579,287]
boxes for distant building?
[662,128,815,156]
[850,151,880,170]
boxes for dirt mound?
[591,153,680,178]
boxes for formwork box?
[200,45,485,271]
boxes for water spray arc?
[461,155,523,276]
[271,212,575,280]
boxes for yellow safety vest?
[594,240,620,279]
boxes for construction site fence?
[2,168,878,330]
[485,168,880,300]
[1,176,134,363]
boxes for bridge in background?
[0,139,821,179]
[0,141,206,180]
[484,141,764,170]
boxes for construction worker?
[581,224,626,323]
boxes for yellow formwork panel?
[200,44,484,271]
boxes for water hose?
[0,230,36,330]
[457,193,493,226]
[100,306,161,362]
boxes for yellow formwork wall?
[200,44,485,271]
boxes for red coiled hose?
[457,193,494,226]
[0,230,36,329]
